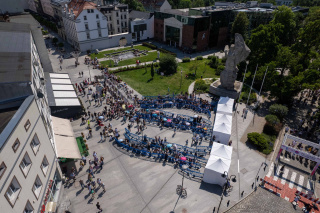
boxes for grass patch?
[91,45,152,59]
[100,51,162,67]
[116,60,217,96]
[239,84,257,105]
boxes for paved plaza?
[46,36,270,213]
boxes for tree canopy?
[231,12,249,41]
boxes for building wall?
[131,15,154,41]
[27,0,37,13]
[154,18,164,41]
[159,0,172,12]
[0,96,61,213]
[0,0,25,14]
[99,5,129,35]
[62,16,79,49]
[182,25,194,49]
[196,30,210,51]
[40,0,54,17]
[75,9,108,42]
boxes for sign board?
[280,144,320,163]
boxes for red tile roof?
[67,0,97,19]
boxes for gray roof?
[129,10,152,20]
[0,107,19,135]
[10,14,54,74]
[0,22,32,83]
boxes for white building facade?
[0,95,63,213]
[129,11,154,42]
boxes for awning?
[52,116,81,159]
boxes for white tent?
[217,96,234,115]
[212,113,232,145]
[210,142,232,160]
[203,155,231,186]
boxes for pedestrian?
[96,202,102,212]
[79,179,85,189]
[100,157,104,170]
[81,71,84,77]
[101,182,106,193]
[100,132,103,141]
[82,155,87,165]
[60,65,62,70]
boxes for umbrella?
[167,119,172,122]
[186,122,190,126]
[128,105,133,108]
[169,101,173,104]
[152,114,158,117]
[203,127,207,130]
[163,118,167,121]
[180,157,187,161]
[167,144,172,148]
[122,104,126,109]
[194,115,198,118]
[98,116,104,120]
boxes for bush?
[269,104,288,121]
[240,92,257,104]
[221,57,227,63]
[182,58,191,63]
[159,54,177,75]
[196,56,203,60]
[207,55,214,59]
[216,65,225,75]
[158,48,177,57]
[247,132,268,151]
[194,79,209,93]
[208,56,218,68]
[265,114,280,126]
[142,42,157,49]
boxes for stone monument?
[209,33,251,99]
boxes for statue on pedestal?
[220,33,251,90]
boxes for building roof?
[10,14,54,73]
[0,22,32,83]
[129,10,151,20]
[67,0,96,18]
[0,107,19,135]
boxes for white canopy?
[210,142,232,160]
[52,116,81,159]
[212,113,232,145]
[217,97,234,115]
[203,155,231,186]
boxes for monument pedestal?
[209,79,242,99]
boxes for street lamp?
[181,164,188,189]
[180,69,183,89]
[88,64,91,83]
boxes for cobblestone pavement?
[226,187,298,213]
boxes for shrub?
[269,104,288,121]
[265,114,280,126]
[221,57,227,63]
[207,55,214,59]
[208,56,218,68]
[240,92,257,104]
[247,132,268,151]
[159,54,177,75]
[158,48,177,57]
[196,56,203,60]
[194,79,209,93]
[142,42,157,49]
[182,57,191,63]
[216,65,225,75]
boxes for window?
[12,139,20,153]
[125,22,127,27]
[24,119,31,131]
[124,15,126,19]
[32,175,43,199]
[86,32,90,39]
[30,134,40,155]
[98,30,102,37]
[118,28,120,33]
[116,12,118,17]
[85,23,89,30]
[24,200,34,213]
[109,16,112,21]
[0,162,7,179]
[5,176,21,206]
[97,22,100,28]
[121,22,123,27]
[91,9,94,13]
[110,24,112,29]
[121,15,123,19]
[41,156,49,176]
[84,15,87,20]
[20,152,32,177]
[87,9,91,13]
[117,20,119,25]
[96,14,99,19]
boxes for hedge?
[109,63,159,74]
[182,58,191,63]
[158,48,177,57]
[142,42,157,49]
[196,56,203,60]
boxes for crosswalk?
[265,162,312,193]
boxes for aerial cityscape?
[0,0,319,213]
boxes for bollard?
[252,183,254,188]
[257,176,259,181]
[241,191,244,197]
[227,200,230,206]
[213,207,216,212]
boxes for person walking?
[96,202,102,212]
[79,180,85,189]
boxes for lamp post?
[88,64,92,83]
[181,164,188,190]
[180,69,183,89]
[217,171,237,213]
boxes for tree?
[179,0,192,8]
[269,104,288,121]
[276,46,293,77]
[231,12,249,41]
[192,0,205,7]
[247,132,268,151]
[265,114,280,127]
[271,6,296,46]
[159,55,177,75]
[52,37,58,43]
[58,42,64,48]
[151,63,154,79]
[120,0,145,11]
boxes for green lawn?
[116,59,218,96]
[100,51,162,67]
[91,45,152,59]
